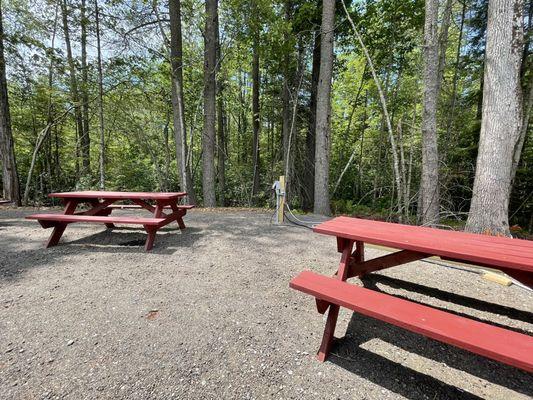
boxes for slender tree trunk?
[0,4,20,205]
[465,0,524,236]
[215,9,225,206]
[443,0,466,152]
[202,0,217,206]
[510,0,532,185]
[251,32,261,198]
[314,0,335,215]
[169,0,196,203]
[419,0,441,225]
[342,0,402,215]
[303,31,320,211]
[80,0,90,174]
[23,6,59,204]
[357,90,368,199]
[61,0,85,179]
[436,0,452,91]
[94,0,105,190]
[281,0,292,199]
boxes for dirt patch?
[0,208,532,399]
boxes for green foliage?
[0,0,530,232]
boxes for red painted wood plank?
[48,191,186,200]
[314,217,533,272]
[326,218,533,260]
[26,214,164,226]
[290,271,533,372]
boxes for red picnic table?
[26,191,194,251]
[290,216,533,372]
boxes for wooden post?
[277,175,285,224]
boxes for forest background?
[0,0,531,236]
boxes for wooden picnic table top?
[314,216,533,273]
[48,191,187,201]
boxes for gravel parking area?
[1,208,532,399]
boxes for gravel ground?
[0,207,532,400]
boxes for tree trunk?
[94,0,105,190]
[0,4,20,205]
[510,0,532,185]
[313,0,335,215]
[169,0,196,203]
[80,0,90,175]
[465,0,524,236]
[202,0,217,207]
[303,32,320,211]
[419,0,441,225]
[251,32,261,198]
[281,0,292,199]
[342,0,402,215]
[215,8,225,206]
[443,0,466,152]
[61,0,86,179]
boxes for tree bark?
[80,0,90,174]
[251,31,260,198]
[202,0,217,207]
[281,0,292,199]
[215,8,225,206]
[303,31,320,211]
[0,4,20,205]
[465,0,524,236]
[443,0,466,152]
[510,0,532,185]
[169,0,196,203]
[61,0,86,179]
[419,0,441,226]
[313,0,335,215]
[95,0,105,190]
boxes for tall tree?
[95,0,105,189]
[80,0,90,174]
[169,0,196,203]
[419,0,441,225]
[466,0,524,236]
[61,0,86,178]
[0,2,20,205]
[215,8,225,206]
[303,31,320,211]
[202,0,217,206]
[251,25,260,198]
[281,0,293,199]
[314,0,335,215]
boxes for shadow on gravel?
[359,275,532,335]
[65,226,204,254]
[364,274,533,325]
[0,226,204,281]
[327,277,533,399]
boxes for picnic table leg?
[144,226,157,251]
[170,203,186,229]
[46,200,78,247]
[317,239,354,362]
[143,203,164,251]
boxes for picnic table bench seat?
[26,213,166,226]
[291,270,533,372]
